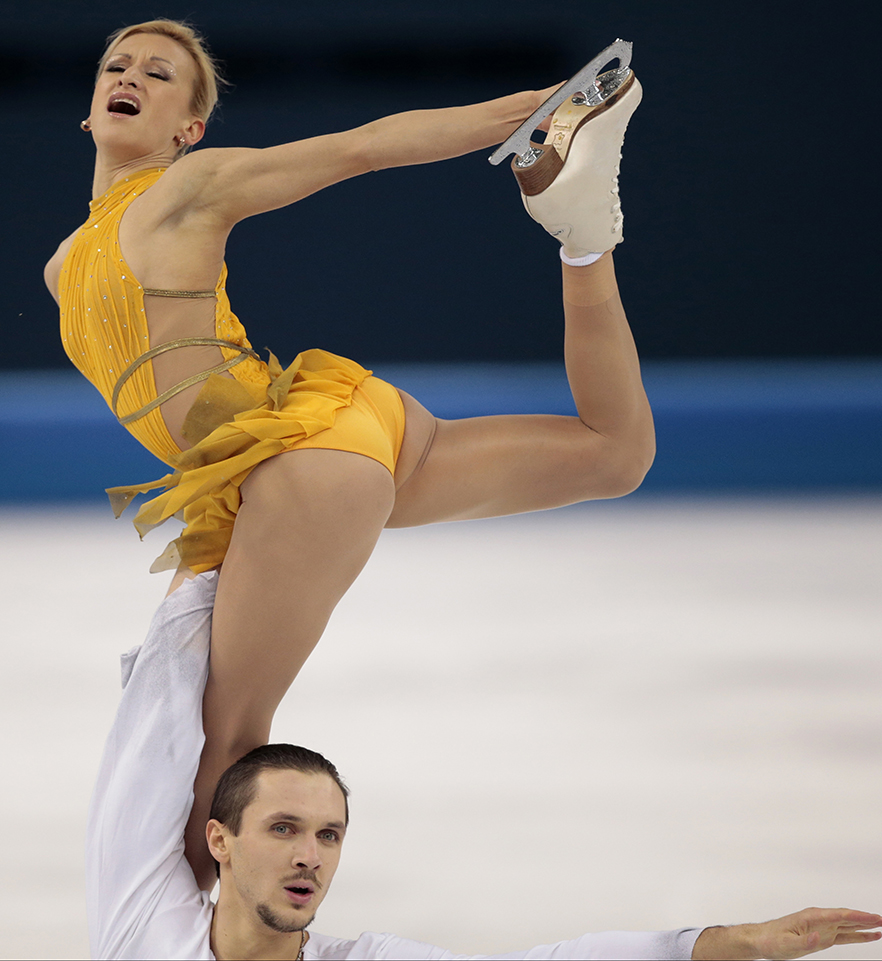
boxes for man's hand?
[692,907,882,960]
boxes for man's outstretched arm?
[317,907,881,961]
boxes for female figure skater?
[45,20,652,888]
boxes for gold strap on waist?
[111,337,261,426]
[142,287,216,298]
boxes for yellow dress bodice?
[58,167,270,465]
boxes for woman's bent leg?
[388,251,655,527]
[184,448,395,888]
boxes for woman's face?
[88,32,203,160]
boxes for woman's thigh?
[388,391,625,528]
[205,447,396,734]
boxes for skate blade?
[488,38,633,167]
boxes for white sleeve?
[308,926,704,960]
[86,573,218,961]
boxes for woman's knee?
[574,434,656,500]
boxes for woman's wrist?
[360,89,545,172]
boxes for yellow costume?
[59,168,405,573]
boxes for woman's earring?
[176,136,186,147]
[80,119,92,131]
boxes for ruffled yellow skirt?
[108,348,405,574]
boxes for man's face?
[222,770,347,932]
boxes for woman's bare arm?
[158,87,554,229]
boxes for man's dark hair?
[210,743,350,837]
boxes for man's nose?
[292,838,321,870]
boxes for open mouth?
[107,96,140,116]
[284,885,314,906]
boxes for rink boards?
[1,359,880,500]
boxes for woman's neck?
[92,151,173,199]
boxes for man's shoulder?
[308,930,458,960]
[95,885,214,960]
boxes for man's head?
[207,745,349,933]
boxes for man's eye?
[319,831,339,842]
[273,824,291,835]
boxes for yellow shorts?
[291,373,405,475]
[108,349,406,574]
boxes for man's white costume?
[87,572,702,960]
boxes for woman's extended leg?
[388,250,655,527]
[181,252,647,887]
[182,72,649,886]
[183,448,395,889]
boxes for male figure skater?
[86,571,882,959]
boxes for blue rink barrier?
[1,360,880,502]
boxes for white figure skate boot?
[489,40,642,259]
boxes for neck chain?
[297,929,308,960]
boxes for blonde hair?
[98,19,225,155]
